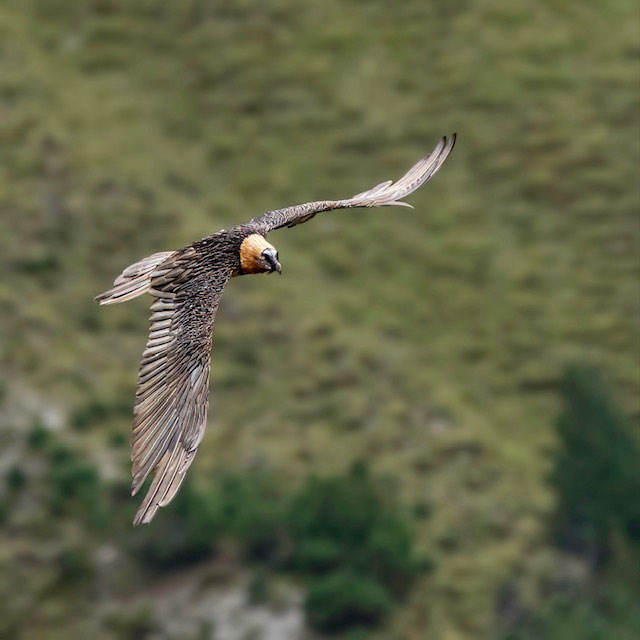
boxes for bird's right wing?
[249,134,456,232]
[130,248,232,526]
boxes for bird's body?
[96,135,456,525]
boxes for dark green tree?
[550,365,640,563]
[504,366,640,640]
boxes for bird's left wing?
[250,134,456,232]
[129,248,232,525]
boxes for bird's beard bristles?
[239,233,275,274]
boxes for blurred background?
[1,1,638,639]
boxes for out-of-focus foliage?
[305,570,393,633]
[0,0,638,638]
[136,464,424,634]
[135,469,284,569]
[503,366,640,639]
[503,585,640,640]
[550,365,640,560]
[3,421,420,636]
[287,465,424,593]
[134,479,221,569]
[289,466,424,633]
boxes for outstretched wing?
[130,248,232,526]
[250,134,456,232]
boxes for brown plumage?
[96,134,456,525]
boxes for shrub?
[50,454,101,516]
[505,366,640,640]
[136,466,422,635]
[550,365,640,561]
[56,547,93,585]
[71,398,130,431]
[137,471,282,570]
[287,466,378,550]
[27,423,51,449]
[136,480,220,569]
[216,471,282,561]
[45,441,108,527]
[293,538,342,574]
[287,465,420,595]
[502,585,640,640]
[6,465,25,491]
[305,570,392,633]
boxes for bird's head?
[239,233,281,275]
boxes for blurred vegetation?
[3,422,422,636]
[502,586,640,640]
[305,571,393,634]
[136,464,424,634]
[503,366,640,640]
[287,465,424,589]
[550,366,640,563]
[289,467,425,633]
[0,0,638,638]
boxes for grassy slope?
[1,1,638,638]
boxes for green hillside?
[1,1,638,638]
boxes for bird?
[96,134,456,525]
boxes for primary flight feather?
[96,134,456,525]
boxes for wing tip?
[384,201,414,209]
[133,506,154,527]
[131,482,141,498]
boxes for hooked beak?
[262,248,282,274]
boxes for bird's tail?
[95,251,175,305]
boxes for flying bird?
[96,134,456,525]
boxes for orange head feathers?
[238,233,281,275]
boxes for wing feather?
[130,250,232,526]
[95,251,175,305]
[249,134,456,232]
